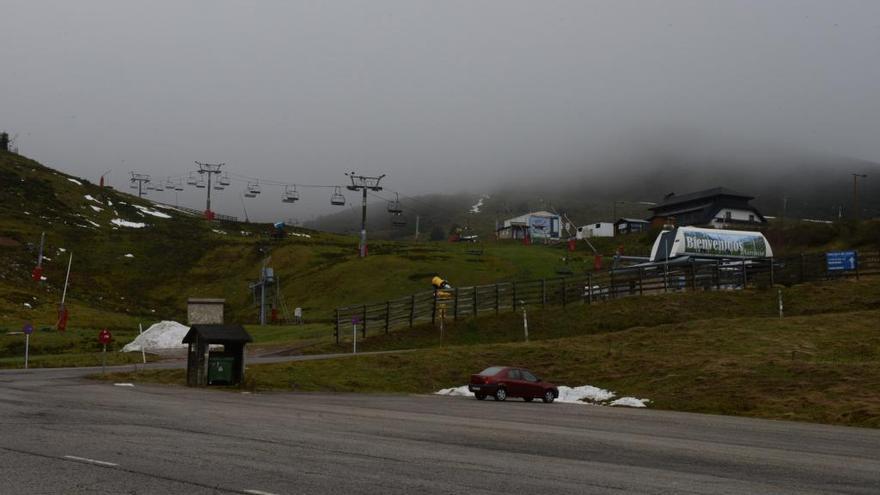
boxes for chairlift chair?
[246,181,261,195]
[387,192,403,214]
[330,186,346,206]
[282,185,299,203]
[219,173,231,187]
[391,213,407,227]
[186,173,198,186]
[129,182,138,190]
[195,178,206,189]
[174,182,185,191]
[213,181,225,190]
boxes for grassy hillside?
[107,278,880,428]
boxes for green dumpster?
[207,356,235,385]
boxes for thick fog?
[2,1,879,221]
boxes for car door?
[504,369,523,397]
[520,369,542,398]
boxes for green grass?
[102,309,880,428]
[310,278,880,354]
[0,325,160,369]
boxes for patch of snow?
[58,248,67,252]
[24,211,31,215]
[85,219,101,228]
[89,205,103,212]
[557,385,616,404]
[84,194,102,204]
[609,397,650,408]
[67,178,83,186]
[40,276,47,281]
[110,218,147,228]
[435,386,471,397]
[42,256,51,261]
[435,383,649,408]
[133,205,171,219]
[106,199,113,206]
[469,194,489,214]
[290,232,311,238]
[121,321,190,352]
[211,229,228,235]
[123,253,134,258]
[23,303,32,309]
[114,383,135,387]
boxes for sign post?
[98,329,112,374]
[23,323,33,369]
[826,251,857,274]
[351,317,359,354]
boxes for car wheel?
[475,393,486,400]
[494,387,507,401]
[542,390,555,404]
[523,397,534,402]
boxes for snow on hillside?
[469,194,490,214]
[111,218,147,228]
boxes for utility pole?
[414,215,420,241]
[195,162,224,218]
[129,172,151,198]
[345,172,386,258]
[852,173,868,221]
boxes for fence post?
[495,284,500,314]
[362,305,367,337]
[541,279,546,307]
[385,301,390,334]
[512,282,518,311]
[473,287,478,316]
[335,309,339,344]
[691,260,697,291]
[409,294,415,328]
[587,274,593,304]
[561,278,567,307]
[715,260,721,290]
[453,288,459,321]
[638,268,644,296]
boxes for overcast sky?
[2,1,879,220]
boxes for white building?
[576,222,614,239]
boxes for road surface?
[1,367,879,494]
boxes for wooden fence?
[333,250,880,343]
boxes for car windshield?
[478,366,504,376]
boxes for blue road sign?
[22,323,34,335]
[826,251,857,271]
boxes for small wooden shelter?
[183,324,252,387]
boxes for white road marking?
[244,490,281,495]
[63,455,119,467]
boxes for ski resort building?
[648,187,766,229]
[497,211,562,241]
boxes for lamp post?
[852,174,868,221]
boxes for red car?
[468,366,559,403]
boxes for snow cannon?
[431,276,452,290]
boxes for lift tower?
[345,172,386,258]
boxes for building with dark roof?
[648,187,766,229]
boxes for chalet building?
[648,187,766,229]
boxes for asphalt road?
[1,367,879,494]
